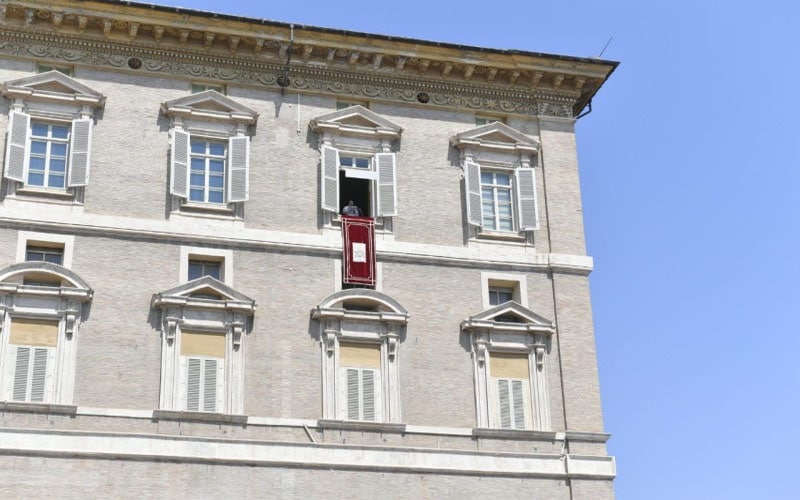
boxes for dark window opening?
[188,260,222,281]
[26,245,64,265]
[339,172,371,217]
[495,314,523,323]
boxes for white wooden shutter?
[12,346,30,401]
[170,129,190,198]
[227,135,249,203]
[67,117,92,187]
[361,369,376,421]
[11,346,49,402]
[320,145,339,213]
[346,368,360,420]
[203,358,218,412]
[186,357,201,411]
[511,380,525,430]
[375,152,397,217]
[516,167,539,231]
[465,160,483,226]
[4,111,30,182]
[498,379,512,429]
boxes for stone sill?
[472,427,558,441]
[152,409,248,425]
[0,401,78,415]
[564,431,611,443]
[318,419,406,434]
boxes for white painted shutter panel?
[511,380,525,430]
[361,369,376,421]
[346,368,360,420]
[186,357,201,411]
[227,135,249,203]
[30,348,49,402]
[203,358,218,412]
[321,145,339,213]
[4,111,30,182]
[12,346,30,401]
[516,167,539,231]
[170,129,190,198]
[465,160,483,226]
[375,152,397,217]
[498,379,512,429]
[67,118,92,187]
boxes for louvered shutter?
[361,369,376,421]
[186,357,201,411]
[498,379,512,429]
[4,111,30,182]
[465,160,483,226]
[227,135,249,203]
[203,358,218,412]
[12,346,31,401]
[516,167,539,231]
[320,145,339,213]
[375,152,397,217]
[511,380,525,429]
[170,129,190,198]
[67,118,92,187]
[346,368,360,420]
[30,348,49,402]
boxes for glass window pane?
[26,250,45,261]
[497,190,512,202]
[340,156,353,167]
[31,124,49,137]
[51,126,69,139]
[483,217,496,230]
[209,160,224,173]
[209,143,225,156]
[355,158,369,169]
[191,141,205,154]
[496,174,511,186]
[44,253,63,264]
[205,265,221,280]
[27,173,45,186]
[51,143,67,157]
[209,176,224,188]
[30,141,47,154]
[190,173,205,186]
[188,263,202,280]
[29,157,46,170]
[50,159,66,172]
[208,191,224,204]
[481,172,493,184]
[48,174,65,188]
[191,158,205,171]
[189,189,204,202]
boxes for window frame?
[188,138,227,204]
[16,231,74,269]
[480,167,516,232]
[179,246,232,285]
[0,262,93,406]
[27,121,71,189]
[312,289,408,424]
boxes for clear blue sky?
[147,1,800,497]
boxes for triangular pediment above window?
[161,90,258,124]
[310,105,402,139]
[452,122,540,153]
[462,301,555,334]
[152,276,256,314]
[1,70,105,107]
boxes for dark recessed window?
[25,245,64,265]
[188,259,221,281]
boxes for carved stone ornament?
[324,320,339,356]
[0,28,580,118]
[163,316,179,344]
[230,320,244,348]
[64,308,79,338]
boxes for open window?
[0,262,93,405]
[452,122,541,238]
[462,301,554,431]
[152,276,255,415]
[1,71,105,201]
[161,91,257,216]
[312,289,408,424]
[310,105,402,224]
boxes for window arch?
[0,262,92,405]
[312,289,409,423]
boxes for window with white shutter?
[162,91,257,214]
[489,353,531,430]
[337,342,384,422]
[5,318,58,403]
[1,71,104,198]
[180,330,226,413]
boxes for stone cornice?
[0,0,617,117]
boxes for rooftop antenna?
[277,24,294,94]
[598,34,614,58]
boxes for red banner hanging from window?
[342,215,376,286]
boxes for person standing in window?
[341,200,363,217]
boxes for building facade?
[0,1,617,498]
